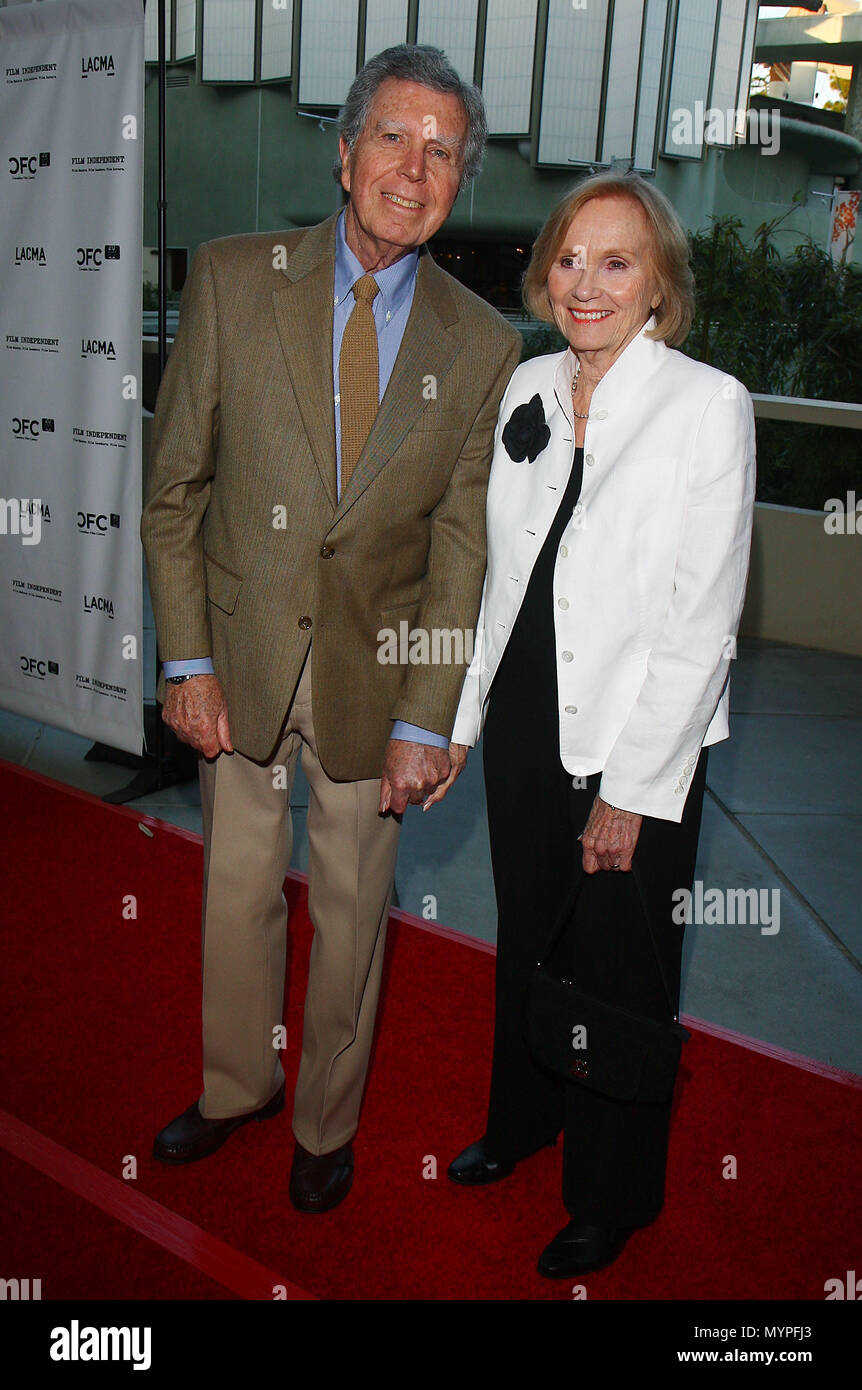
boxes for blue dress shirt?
[164,211,449,751]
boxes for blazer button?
[298,616,312,630]
[561,650,573,663]
[557,597,570,610]
[559,544,568,558]
[565,705,577,714]
[585,454,595,467]
[320,545,335,559]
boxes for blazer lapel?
[332,250,460,523]
[271,212,340,510]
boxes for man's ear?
[338,136,351,193]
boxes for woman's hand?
[422,743,468,810]
[580,794,643,874]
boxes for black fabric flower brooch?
[501,393,551,463]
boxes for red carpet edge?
[0,1107,316,1300]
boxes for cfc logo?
[20,657,59,678]
[77,246,120,269]
[8,153,50,177]
[12,418,53,440]
[77,511,120,535]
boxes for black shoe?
[447,1138,516,1186]
[289,1140,354,1213]
[152,1083,285,1165]
[537,1221,633,1277]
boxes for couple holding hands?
[142,44,754,1278]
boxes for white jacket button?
[585,454,595,467]
[565,704,578,713]
[561,650,573,663]
[559,543,568,557]
[557,597,569,610]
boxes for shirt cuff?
[162,658,215,678]
[390,720,449,749]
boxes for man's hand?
[162,674,233,760]
[379,739,451,815]
[422,743,468,810]
[580,794,643,874]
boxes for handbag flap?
[526,968,686,1103]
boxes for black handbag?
[525,866,690,1103]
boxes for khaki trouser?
[197,655,401,1154]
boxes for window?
[298,0,359,106]
[663,0,720,159]
[175,0,196,62]
[633,0,669,171]
[365,0,409,62]
[600,0,646,166]
[201,0,255,83]
[537,0,609,167]
[416,0,479,83]
[482,0,538,137]
[261,0,292,81]
[709,0,749,147]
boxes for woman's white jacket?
[451,317,756,823]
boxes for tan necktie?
[339,274,380,495]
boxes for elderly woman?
[432,172,755,1276]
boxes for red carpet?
[0,759,860,1300]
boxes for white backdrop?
[0,0,144,755]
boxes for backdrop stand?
[97,0,192,805]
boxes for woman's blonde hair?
[522,171,695,347]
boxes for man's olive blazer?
[141,210,521,777]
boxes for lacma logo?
[84,593,114,618]
[81,337,116,359]
[81,54,115,77]
[14,245,46,266]
[50,1321,151,1371]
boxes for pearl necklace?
[570,360,592,420]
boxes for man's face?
[340,78,468,270]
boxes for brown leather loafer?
[289,1140,354,1213]
[152,1083,285,1165]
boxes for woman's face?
[546,195,663,370]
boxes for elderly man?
[141,44,520,1212]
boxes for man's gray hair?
[334,44,487,189]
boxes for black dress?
[481,445,707,1226]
